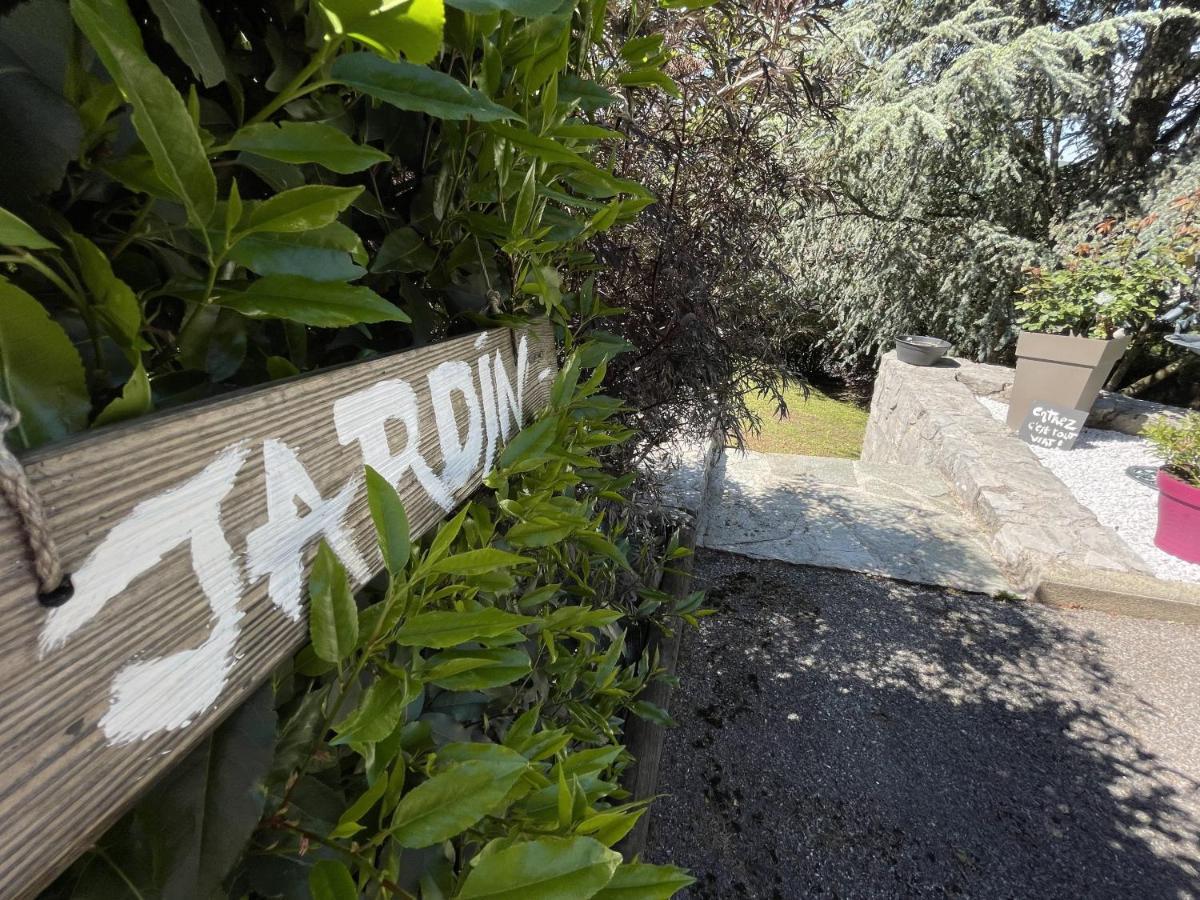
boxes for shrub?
[0,0,666,450]
[3,0,705,894]
[593,0,839,450]
[1144,413,1200,487]
[1016,206,1197,340]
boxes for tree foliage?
[784,0,1200,380]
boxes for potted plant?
[1009,209,1195,430]
[1143,413,1200,564]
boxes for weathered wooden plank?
[618,525,696,860]
[0,321,556,898]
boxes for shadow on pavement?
[645,551,1200,898]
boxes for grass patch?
[740,383,869,458]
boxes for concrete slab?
[702,450,1012,596]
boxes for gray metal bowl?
[896,335,952,366]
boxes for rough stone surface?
[862,354,1148,591]
[700,450,1011,595]
[646,552,1200,899]
[947,355,1188,435]
[1088,391,1189,434]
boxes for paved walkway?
[647,552,1200,898]
[699,451,1011,595]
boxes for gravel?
[978,396,1200,585]
[646,551,1200,899]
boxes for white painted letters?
[245,439,371,620]
[39,444,251,744]
[427,360,483,496]
[36,331,540,744]
[333,379,455,512]
[493,337,529,440]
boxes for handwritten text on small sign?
[0,322,555,898]
[1018,401,1088,451]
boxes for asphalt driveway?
[645,551,1200,898]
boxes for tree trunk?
[1101,3,1200,180]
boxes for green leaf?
[69,232,143,354]
[93,361,152,427]
[218,275,409,327]
[331,774,388,838]
[490,123,591,167]
[332,52,520,122]
[0,207,56,249]
[73,684,277,900]
[226,121,390,174]
[227,224,367,282]
[619,34,664,64]
[425,647,531,690]
[457,836,622,899]
[309,541,358,663]
[559,75,620,112]
[390,750,528,847]
[0,279,89,450]
[444,0,562,16]
[660,0,718,8]
[617,68,681,98]
[320,0,445,65]
[146,0,225,87]
[428,547,533,576]
[239,184,363,235]
[393,607,532,648]
[309,860,358,900]
[630,700,673,726]
[71,0,216,228]
[506,517,575,548]
[370,226,437,273]
[332,670,412,744]
[593,863,694,899]
[265,355,300,379]
[0,2,84,209]
[365,464,410,574]
[498,416,558,468]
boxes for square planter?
[1005,331,1131,430]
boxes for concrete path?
[700,451,1011,595]
[647,552,1200,898]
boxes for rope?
[0,400,71,605]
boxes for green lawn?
[740,383,869,458]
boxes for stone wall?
[863,353,1148,592]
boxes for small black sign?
[1018,401,1088,451]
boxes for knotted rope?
[0,400,72,605]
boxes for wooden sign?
[1018,401,1087,451]
[0,321,556,898]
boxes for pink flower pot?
[1155,470,1200,564]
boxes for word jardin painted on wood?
[0,322,554,897]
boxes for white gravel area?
[978,397,1200,585]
